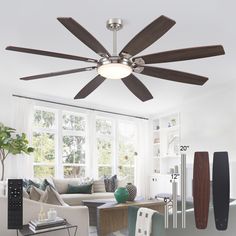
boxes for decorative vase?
[114,187,129,203]
[126,183,137,201]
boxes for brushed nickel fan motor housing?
[97,56,133,79]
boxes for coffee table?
[82,199,115,226]
[97,200,165,236]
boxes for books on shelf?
[29,217,67,233]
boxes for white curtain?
[7,97,35,179]
[136,119,151,199]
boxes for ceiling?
[0,0,235,117]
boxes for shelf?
[161,125,179,132]
[153,129,160,133]
[153,142,160,146]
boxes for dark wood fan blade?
[6,46,97,63]
[120,15,175,57]
[138,66,208,85]
[134,45,225,64]
[20,67,96,81]
[74,75,106,99]
[57,17,110,57]
[122,74,153,102]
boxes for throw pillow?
[23,189,30,199]
[104,175,117,192]
[67,184,93,194]
[28,179,41,192]
[40,179,55,191]
[93,179,106,193]
[40,186,68,206]
[29,186,44,201]
[52,178,81,194]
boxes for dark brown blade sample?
[193,152,210,229]
[6,46,97,63]
[58,17,110,57]
[74,75,106,99]
[134,45,225,64]
[137,66,208,85]
[20,67,96,81]
[119,15,175,57]
[122,74,153,102]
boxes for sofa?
[0,196,89,236]
[128,201,236,236]
[51,178,115,206]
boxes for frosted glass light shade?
[98,63,132,79]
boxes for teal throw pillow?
[67,183,93,194]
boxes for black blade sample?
[119,15,175,57]
[122,74,153,102]
[20,67,96,80]
[58,17,110,57]
[137,66,208,85]
[134,45,225,64]
[6,46,97,63]
[213,152,230,231]
[74,75,106,99]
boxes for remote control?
[8,179,23,229]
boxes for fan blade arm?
[122,74,153,102]
[6,46,97,63]
[20,67,96,81]
[57,17,110,57]
[74,75,106,99]
[137,66,208,85]
[133,45,225,64]
[119,15,175,57]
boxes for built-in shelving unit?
[149,113,181,198]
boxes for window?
[32,106,138,182]
[62,112,87,178]
[96,118,113,177]
[32,107,87,178]
[118,122,137,183]
[96,117,137,183]
[32,108,57,178]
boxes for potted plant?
[0,123,34,181]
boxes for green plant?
[0,123,34,181]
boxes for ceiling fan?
[6,15,225,102]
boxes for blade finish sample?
[193,152,210,229]
[213,152,230,231]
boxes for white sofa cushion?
[61,192,115,206]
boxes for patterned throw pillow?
[40,179,55,191]
[93,179,106,193]
[104,175,118,192]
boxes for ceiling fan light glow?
[98,63,132,79]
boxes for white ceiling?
[0,0,235,117]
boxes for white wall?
[160,82,236,198]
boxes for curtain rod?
[12,94,149,120]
